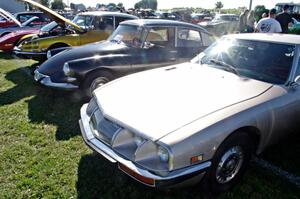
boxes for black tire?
[82,70,113,98]
[204,132,254,194]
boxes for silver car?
[79,33,300,192]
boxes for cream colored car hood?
[94,63,272,141]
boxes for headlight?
[46,50,52,59]
[63,63,73,76]
[134,140,172,175]
[158,146,169,163]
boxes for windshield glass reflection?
[192,38,295,84]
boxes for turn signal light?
[191,155,203,164]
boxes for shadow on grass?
[0,65,85,141]
[0,52,15,60]
[261,131,300,176]
[76,154,211,199]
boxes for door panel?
[132,26,177,73]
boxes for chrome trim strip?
[13,47,47,56]
[80,104,211,182]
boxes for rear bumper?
[13,46,46,60]
[79,103,211,187]
[34,69,78,90]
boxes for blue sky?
[64,0,296,9]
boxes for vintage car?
[14,11,51,25]
[13,0,137,61]
[0,8,17,28]
[79,33,300,191]
[0,28,40,51]
[34,19,214,97]
[199,14,239,36]
[0,7,47,37]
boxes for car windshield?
[72,15,93,29]
[191,38,295,84]
[108,24,143,47]
[40,21,58,32]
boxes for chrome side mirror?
[291,75,300,87]
[295,76,300,84]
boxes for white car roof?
[226,33,300,45]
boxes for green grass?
[0,52,299,198]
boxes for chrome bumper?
[79,104,211,187]
[34,69,78,90]
[13,46,46,56]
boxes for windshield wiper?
[209,59,240,76]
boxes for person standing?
[276,4,293,33]
[239,9,249,33]
[246,10,255,32]
[255,9,282,33]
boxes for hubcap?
[216,146,244,184]
[90,77,108,94]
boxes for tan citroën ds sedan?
[80,33,300,192]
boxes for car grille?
[89,108,121,145]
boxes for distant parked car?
[191,13,213,24]
[80,33,300,191]
[0,16,44,37]
[14,11,51,25]
[34,19,214,97]
[0,28,39,51]
[14,0,137,61]
[0,8,18,28]
[199,14,239,36]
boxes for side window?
[115,17,133,28]
[177,28,202,47]
[95,16,114,31]
[145,27,175,47]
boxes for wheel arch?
[48,42,70,50]
[0,32,11,37]
[80,67,115,87]
[223,126,261,154]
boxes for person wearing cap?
[276,4,293,33]
[255,8,282,33]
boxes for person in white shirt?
[255,8,282,33]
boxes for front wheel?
[204,132,254,194]
[82,71,113,98]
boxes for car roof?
[276,3,300,6]
[120,19,210,33]
[78,11,138,18]
[226,33,300,45]
[15,11,44,15]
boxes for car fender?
[67,54,132,80]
